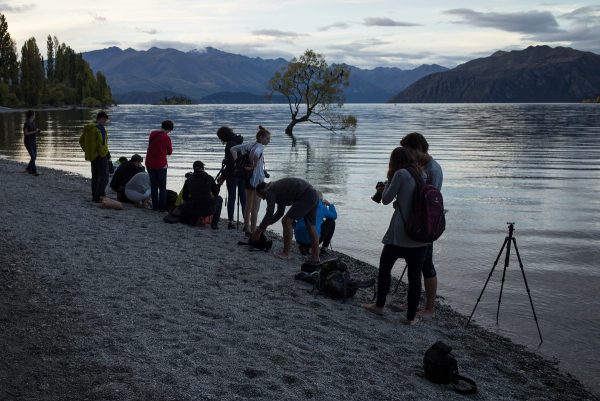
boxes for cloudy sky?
[1,0,599,68]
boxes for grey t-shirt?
[125,172,150,194]
[425,158,443,190]
[259,177,312,229]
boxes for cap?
[193,160,205,171]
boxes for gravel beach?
[1,158,597,401]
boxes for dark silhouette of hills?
[82,47,447,104]
[391,46,600,103]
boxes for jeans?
[148,167,168,212]
[376,244,427,321]
[225,175,246,222]
[90,156,109,202]
[24,136,37,174]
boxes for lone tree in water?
[269,49,357,144]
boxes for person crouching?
[179,161,223,229]
[253,178,320,263]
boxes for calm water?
[1,104,599,392]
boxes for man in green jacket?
[79,111,110,202]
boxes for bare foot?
[362,303,384,316]
[274,252,292,260]
[404,316,420,325]
[418,309,435,321]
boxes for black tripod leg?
[496,235,512,323]
[467,237,508,327]
[392,264,407,295]
[512,238,543,344]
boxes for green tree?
[268,49,356,143]
[0,13,19,105]
[93,71,113,106]
[46,34,54,81]
[20,37,45,105]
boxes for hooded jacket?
[79,123,109,161]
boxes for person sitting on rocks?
[178,161,223,229]
[294,191,337,256]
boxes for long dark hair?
[387,147,420,180]
[216,126,234,143]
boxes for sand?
[0,158,597,401]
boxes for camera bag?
[423,341,477,395]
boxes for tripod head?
[506,222,515,237]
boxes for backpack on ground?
[423,341,477,395]
[401,167,445,243]
[237,234,273,252]
[296,258,374,301]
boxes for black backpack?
[298,258,374,300]
[234,143,258,180]
[423,341,477,395]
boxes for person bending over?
[253,178,320,263]
[363,147,428,325]
[110,154,145,203]
[124,172,152,209]
[294,192,337,255]
[179,161,223,229]
[401,132,443,320]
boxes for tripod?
[466,223,543,344]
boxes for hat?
[193,160,205,171]
[130,154,143,163]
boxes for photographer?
[179,161,223,229]
[23,110,40,176]
[216,126,246,229]
[363,147,428,325]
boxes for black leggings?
[376,244,427,321]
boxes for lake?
[1,103,599,392]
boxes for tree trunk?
[285,120,297,147]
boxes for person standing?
[145,120,173,212]
[216,126,246,229]
[401,132,443,320]
[253,177,320,263]
[79,111,110,202]
[363,147,428,325]
[230,126,270,235]
[23,110,40,176]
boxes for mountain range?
[391,46,600,103]
[82,47,447,104]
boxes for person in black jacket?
[109,154,145,202]
[216,126,246,229]
[179,160,223,229]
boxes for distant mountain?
[82,47,447,104]
[391,46,600,103]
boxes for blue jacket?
[294,200,337,244]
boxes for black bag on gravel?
[423,341,477,395]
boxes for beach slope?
[0,159,597,401]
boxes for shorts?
[286,187,319,226]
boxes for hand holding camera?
[371,181,386,203]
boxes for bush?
[82,96,101,107]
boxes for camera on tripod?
[371,181,386,203]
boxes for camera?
[371,181,385,203]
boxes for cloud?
[318,22,351,32]
[90,12,107,22]
[251,29,306,39]
[327,38,391,52]
[0,2,35,13]
[445,8,562,34]
[136,28,160,35]
[560,5,600,23]
[363,17,420,27]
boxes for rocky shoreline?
[0,158,597,401]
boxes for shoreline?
[0,105,94,113]
[0,158,597,401]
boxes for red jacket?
[145,130,173,169]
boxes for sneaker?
[228,221,235,230]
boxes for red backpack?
[401,167,446,242]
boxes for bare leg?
[279,216,294,256]
[419,277,437,320]
[250,192,261,232]
[307,224,320,263]
[243,188,254,233]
